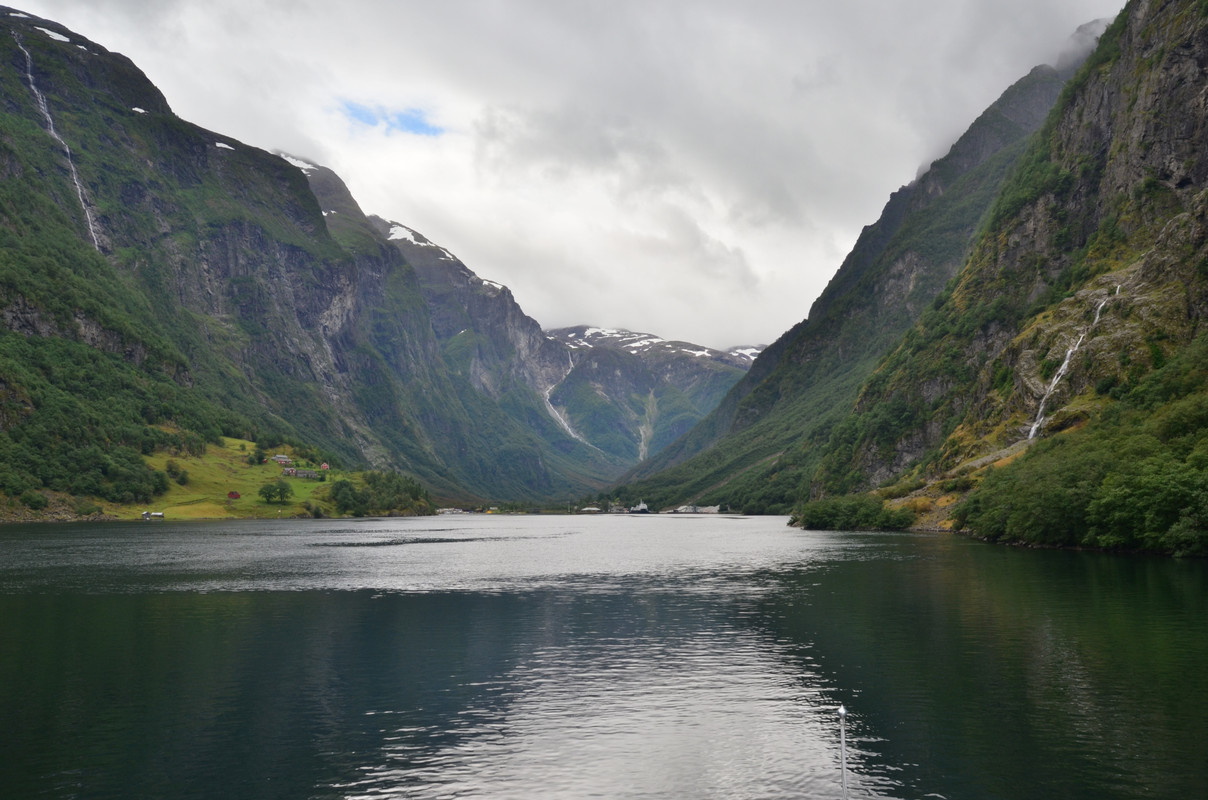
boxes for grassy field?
[113,437,339,521]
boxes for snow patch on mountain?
[278,153,317,174]
[551,326,727,359]
[386,223,457,261]
[387,224,417,243]
[547,326,765,366]
[35,26,68,42]
[729,347,764,363]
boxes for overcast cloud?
[19,0,1124,348]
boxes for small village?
[573,501,722,514]
[270,453,330,481]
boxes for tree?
[330,479,368,516]
[258,479,293,504]
[248,445,267,466]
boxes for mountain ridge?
[361,205,756,469]
[0,7,751,508]
[13,0,1206,558]
[610,26,1104,513]
[794,0,1208,555]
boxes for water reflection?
[337,592,866,800]
[1,518,1205,799]
[755,533,1208,799]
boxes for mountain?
[803,0,1208,555]
[0,8,527,502]
[0,8,747,507]
[363,211,757,471]
[543,326,759,463]
[613,24,1105,514]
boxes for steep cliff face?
[616,36,1094,513]
[810,1,1208,553]
[369,219,572,396]
[0,9,493,488]
[0,9,625,502]
[802,1,1208,551]
[365,215,632,490]
[374,216,755,468]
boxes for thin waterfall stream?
[541,350,603,452]
[12,32,101,251]
[1028,286,1119,439]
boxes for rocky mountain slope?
[614,25,1105,514]
[0,9,524,501]
[804,0,1208,555]
[0,7,750,509]
[372,212,758,467]
[543,327,758,462]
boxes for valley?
[1,2,1207,554]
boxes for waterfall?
[1027,333,1084,439]
[12,32,101,250]
[1027,289,1118,439]
[543,382,587,444]
[541,351,603,451]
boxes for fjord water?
[1,516,1204,799]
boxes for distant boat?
[629,501,650,514]
[141,511,164,520]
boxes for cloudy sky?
[21,0,1123,349]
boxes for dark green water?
[0,515,1204,799]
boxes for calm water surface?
[1,514,1204,799]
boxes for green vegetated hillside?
[0,16,297,506]
[805,0,1208,555]
[135,439,432,522]
[0,9,625,511]
[615,54,1082,514]
[0,7,752,515]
